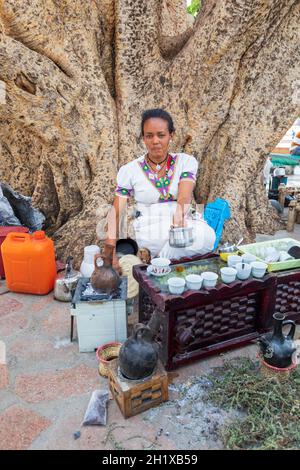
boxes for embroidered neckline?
[139,154,177,202]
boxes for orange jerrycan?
[1,231,57,295]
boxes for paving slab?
[15,364,100,403]
[0,405,51,450]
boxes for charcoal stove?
[70,277,128,352]
[108,358,168,418]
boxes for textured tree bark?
[0,0,299,264]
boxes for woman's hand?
[173,180,194,227]
[112,251,122,274]
[172,212,187,228]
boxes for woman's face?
[143,118,173,160]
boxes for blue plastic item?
[270,175,288,191]
[203,198,231,250]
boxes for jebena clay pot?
[90,245,121,293]
[259,312,296,369]
[119,324,158,380]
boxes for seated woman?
[105,108,216,268]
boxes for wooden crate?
[108,359,168,418]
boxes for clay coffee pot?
[259,312,296,368]
[119,324,158,380]
[119,309,162,380]
[90,244,121,293]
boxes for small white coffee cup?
[202,272,218,288]
[241,253,257,264]
[168,277,185,294]
[250,261,268,278]
[185,274,203,290]
[220,267,237,284]
[151,257,171,275]
[279,251,293,262]
[235,262,252,280]
[227,255,242,267]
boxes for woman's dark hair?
[141,108,175,136]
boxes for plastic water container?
[1,230,57,294]
[0,226,29,279]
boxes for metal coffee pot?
[169,226,194,248]
[54,256,82,302]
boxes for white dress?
[115,153,216,258]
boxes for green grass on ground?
[206,358,300,450]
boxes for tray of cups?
[238,238,300,273]
[147,254,270,296]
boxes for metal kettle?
[54,256,82,302]
[169,226,194,248]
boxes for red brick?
[15,364,99,403]
[42,305,70,336]
[0,406,51,450]
[0,296,23,317]
[30,295,54,313]
[10,336,77,363]
[0,312,28,336]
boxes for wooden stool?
[287,195,300,232]
[108,359,168,418]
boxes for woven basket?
[260,358,297,383]
[96,342,122,378]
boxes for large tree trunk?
[0,0,299,264]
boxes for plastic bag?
[0,182,45,230]
[0,185,21,226]
[82,390,109,426]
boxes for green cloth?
[270,153,300,166]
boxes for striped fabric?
[291,131,300,150]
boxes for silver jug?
[54,256,82,302]
[169,226,194,248]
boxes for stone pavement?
[0,225,300,450]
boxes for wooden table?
[133,254,300,370]
[278,183,300,207]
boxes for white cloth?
[116,153,216,258]
[133,201,215,258]
[116,153,198,203]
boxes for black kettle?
[119,310,162,380]
[259,313,296,368]
[119,324,158,380]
